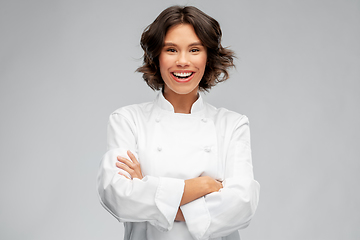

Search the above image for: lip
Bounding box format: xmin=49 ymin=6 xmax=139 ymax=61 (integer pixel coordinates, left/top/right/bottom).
xmin=171 ymin=71 xmax=195 ymax=83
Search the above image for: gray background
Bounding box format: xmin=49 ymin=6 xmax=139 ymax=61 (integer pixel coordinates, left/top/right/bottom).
xmin=1 ymin=0 xmax=359 ymax=239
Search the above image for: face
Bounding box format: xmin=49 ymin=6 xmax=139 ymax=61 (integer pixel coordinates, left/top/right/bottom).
xmin=159 ymin=24 xmax=207 ymax=96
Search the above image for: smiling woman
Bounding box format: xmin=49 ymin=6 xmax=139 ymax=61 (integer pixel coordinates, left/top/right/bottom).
xmin=97 ymin=5 xmax=260 ymax=240
xmin=159 ymin=24 xmax=207 ymax=107
xmin=137 ymin=5 xmax=235 ymax=92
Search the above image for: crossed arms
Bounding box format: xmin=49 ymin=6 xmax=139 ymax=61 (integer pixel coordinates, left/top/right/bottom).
xmin=116 ymin=150 xmax=223 ymax=221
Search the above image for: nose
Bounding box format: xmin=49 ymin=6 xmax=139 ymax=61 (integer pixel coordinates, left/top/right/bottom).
xmin=176 ymin=53 xmax=190 ymax=67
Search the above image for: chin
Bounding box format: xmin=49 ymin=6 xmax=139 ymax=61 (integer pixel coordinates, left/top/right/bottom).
xmin=168 ymin=85 xmax=199 ymax=95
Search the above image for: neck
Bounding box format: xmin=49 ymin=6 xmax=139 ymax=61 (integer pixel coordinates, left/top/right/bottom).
xmin=163 ymin=87 xmax=199 ymax=114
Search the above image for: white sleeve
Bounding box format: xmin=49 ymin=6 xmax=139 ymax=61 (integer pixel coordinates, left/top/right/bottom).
xmin=180 ymin=116 xmax=260 ymax=240
xmin=97 ymin=110 xmax=185 ymax=232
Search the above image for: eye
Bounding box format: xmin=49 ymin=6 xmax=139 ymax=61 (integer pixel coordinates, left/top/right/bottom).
xmin=166 ymin=48 xmax=177 ymax=53
xmin=190 ymin=48 xmax=200 ymax=53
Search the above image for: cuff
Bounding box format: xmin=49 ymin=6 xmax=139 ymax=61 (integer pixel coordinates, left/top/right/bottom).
xmin=180 ymin=197 xmax=211 ymax=240
xmin=154 ymin=177 xmax=185 ymax=231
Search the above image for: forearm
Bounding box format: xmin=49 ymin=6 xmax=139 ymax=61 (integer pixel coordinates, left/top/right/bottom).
xmin=175 ymin=177 xmax=207 ymax=222
xmin=180 ymin=176 xmax=212 ymax=205
xmin=179 ymin=178 xmax=260 ymax=238
xmin=175 ymin=176 xmax=222 ymax=222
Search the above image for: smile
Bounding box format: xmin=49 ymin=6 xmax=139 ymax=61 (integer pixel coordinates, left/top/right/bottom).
xmin=171 ymin=72 xmax=194 ymax=83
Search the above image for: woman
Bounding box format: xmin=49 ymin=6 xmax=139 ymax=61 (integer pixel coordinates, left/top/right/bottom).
xmin=97 ymin=5 xmax=260 ymax=240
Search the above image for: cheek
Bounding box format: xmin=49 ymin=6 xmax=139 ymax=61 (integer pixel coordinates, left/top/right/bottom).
xmin=197 ymin=55 xmax=207 ymax=72
xmin=158 ymin=55 xmax=170 ymax=82
xmin=159 ymin=54 xmax=165 ymax=70
xmin=159 ymin=54 xmax=171 ymax=72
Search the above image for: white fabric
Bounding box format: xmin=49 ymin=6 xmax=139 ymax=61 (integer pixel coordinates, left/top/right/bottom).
xmin=97 ymin=92 xmax=260 ymax=240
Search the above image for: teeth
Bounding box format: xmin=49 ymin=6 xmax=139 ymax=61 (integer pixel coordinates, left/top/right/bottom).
xmin=173 ymin=72 xmax=193 ymax=78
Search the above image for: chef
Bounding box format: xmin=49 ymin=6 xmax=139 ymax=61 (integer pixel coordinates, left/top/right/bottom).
xmin=97 ymin=5 xmax=260 ymax=240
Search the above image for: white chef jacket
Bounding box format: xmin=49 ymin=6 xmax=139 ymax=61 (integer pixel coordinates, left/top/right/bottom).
xmin=97 ymin=92 xmax=260 ymax=240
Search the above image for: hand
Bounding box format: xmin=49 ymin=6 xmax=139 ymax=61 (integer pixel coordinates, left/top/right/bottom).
xmin=203 ymin=176 xmax=223 ymax=193
xmin=116 ymin=150 xmax=143 ymax=180
xmin=180 ymin=176 xmax=223 ymax=206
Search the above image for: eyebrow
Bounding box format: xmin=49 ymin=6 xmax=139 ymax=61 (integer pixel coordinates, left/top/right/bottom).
xmin=163 ymin=42 xmax=204 ymax=47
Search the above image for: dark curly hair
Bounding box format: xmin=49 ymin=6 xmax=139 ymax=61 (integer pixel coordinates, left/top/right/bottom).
xmin=136 ymin=5 xmax=235 ymax=92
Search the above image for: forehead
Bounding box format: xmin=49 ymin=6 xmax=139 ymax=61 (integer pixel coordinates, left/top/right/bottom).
xmin=164 ymin=24 xmax=201 ymax=44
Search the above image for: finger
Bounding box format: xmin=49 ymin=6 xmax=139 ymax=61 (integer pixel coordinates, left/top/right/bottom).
xmin=118 ymin=172 xmax=131 ymax=179
xmin=117 ymin=156 xmax=142 ymax=179
xmin=116 ymin=162 xmax=134 ymax=175
xmin=127 ymin=150 xmax=139 ymax=164
xmin=116 ymin=162 xmax=141 ymax=179
xmin=127 ymin=151 xmax=143 ymax=179
xmin=117 ymin=156 xmax=135 ymax=169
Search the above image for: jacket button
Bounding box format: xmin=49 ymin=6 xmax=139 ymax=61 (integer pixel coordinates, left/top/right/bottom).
xmin=157 ymin=147 xmax=162 ymax=152
xmin=201 ymin=118 xmax=207 ymax=123
xmin=155 ymin=118 xmax=161 ymax=123
xmin=204 ymin=146 xmax=211 ymax=152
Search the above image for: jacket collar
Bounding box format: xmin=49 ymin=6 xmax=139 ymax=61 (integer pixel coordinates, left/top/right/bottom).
xmin=155 ymin=92 xmax=204 ymax=114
